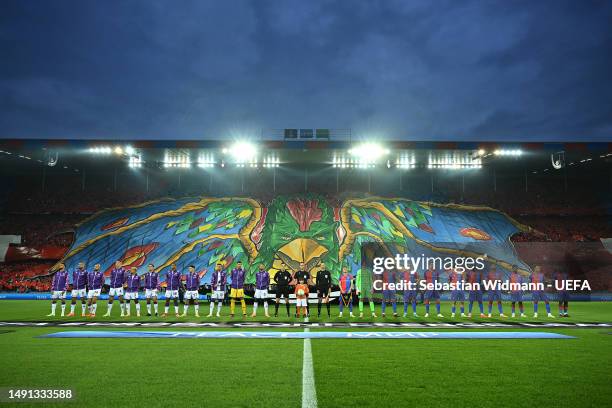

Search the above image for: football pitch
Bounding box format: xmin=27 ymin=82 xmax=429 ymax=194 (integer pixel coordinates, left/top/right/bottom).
xmin=0 ymin=301 xmax=610 ymax=408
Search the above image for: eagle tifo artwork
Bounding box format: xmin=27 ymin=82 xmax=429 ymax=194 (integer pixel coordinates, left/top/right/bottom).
xmin=53 ymin=195 xmax=532 ymax=284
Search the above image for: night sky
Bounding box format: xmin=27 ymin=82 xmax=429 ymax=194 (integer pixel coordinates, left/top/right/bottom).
xmin=1 ymin=0 xmax=611 ymax=141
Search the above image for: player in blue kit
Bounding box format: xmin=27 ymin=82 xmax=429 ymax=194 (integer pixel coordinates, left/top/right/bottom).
xmin=556 ymin=269 xmax=570 ymax=317
xmin=380 ymin=269 xmax=398 ymax=318
xmin=509 ymin=265 xmax=526 ymax=318
xmin=531 ymin=265 xmax=554 ymax=318
xmin=423 ymin=267 xmax=443 ymax=318
xmin=401 ymin=267 xmax=418 ymax=317
xmin=467 ymin=267 xmax=485 ymax=318
xmin=448 ymin=267 xmax=466 ymax=318
xmin=486 ymin=264 xmax=506 ymax=318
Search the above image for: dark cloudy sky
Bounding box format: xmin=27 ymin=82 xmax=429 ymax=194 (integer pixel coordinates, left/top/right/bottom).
xmin=1 ymin=0 xmax=611 ymax=141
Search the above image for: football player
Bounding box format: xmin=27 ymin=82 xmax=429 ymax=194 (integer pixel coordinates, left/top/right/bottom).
xmin=531 ymin=265 xmax=554 ymax=318
xmin=86 ymin=263 xmax=104 ymax=317
xmin=47 ymin=263 xmax=69 ymax=317
xmin=448 ymin=267 xmax=465 ymax=318
xmin=252 ymin=263 xmax=270 ymax=318
xmin=143 ymin=263 xmax=160 ymax=316
xmin=486 ymin=264 xmax=506 ymax=318
xmin=423 ymin=267 xmax=443 ymax=318
xmin=556 ymin=268 xmax=570 ymax=317
xmin=162 ymin=263 xmax=181 ymax=317
xmin=68 ymin=261 xmax=88 ymax=317
xmin=509 ymin=265 xmax=526 ymax=318
xmin=381 ymin=269 xmax=398 ymax=318
xmin=402 ymin=266 xmax=418 ymax=318
xmin=229 ymin=261 xmax=247 ymax=318
xmin=182 ymin=265 xmax=201 ymax=317
xmin=124 ymin=266 xmax=141 ymax=317
xmin=467 ymin=267 xmax=485 ymax=318
xmin=104 ymin=261 xmax=126 ymax=317
xmin=207 ymin=263 xmax=227 ymax=317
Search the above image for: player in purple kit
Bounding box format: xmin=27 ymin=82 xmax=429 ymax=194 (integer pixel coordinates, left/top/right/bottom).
xmin=68 ymin=261 xmax=88 ymax=317
xmin=486 ymin=264 xmax=506 ymax=318
xmin=124 ymin=267 xmax=142 ymax=317
xmin=143 ymin=263 xmax=160 ymax=316
xmin=509 ymin=265 xmax=526 ymax=318
xmin=47 ymin=263 xmax=69 ymax=317
xmin=207 ymin=263 xmax=227 ymax=317
xmin=162 ymin=263 xmax=181 ymax=317
xmin=104 ymin=261 xmax=127 ymax=317
xmin=86 ymin=263 xmax=104 ymax=317
xmin=181 ymin=265 xmax=201 ymax=317
xmin=251 ymin=263 xmax=270 ymax=318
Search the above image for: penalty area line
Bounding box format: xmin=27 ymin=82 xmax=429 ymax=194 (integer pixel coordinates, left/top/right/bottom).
xmin=302 ymin=317 xmax=317 ymax=408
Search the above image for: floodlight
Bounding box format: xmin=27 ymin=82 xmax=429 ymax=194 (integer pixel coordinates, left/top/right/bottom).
xmin=348 ymin=143 xmax=389 ymax=161
xmin=227 ymin=142 xmax=257 ymax=160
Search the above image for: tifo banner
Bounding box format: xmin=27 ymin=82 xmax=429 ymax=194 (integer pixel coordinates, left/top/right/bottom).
xmin=53 ymin=195 xmax=530 ymax=284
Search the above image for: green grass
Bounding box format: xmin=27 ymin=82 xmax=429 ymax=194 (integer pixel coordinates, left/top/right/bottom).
xmin=312 ymin=328 xmax=612 ymax=408
xmin=0 ymin=326 xmax=302 ymax=408
xmin=0 ymin=300 xmax=610 ymax=323
xmin=0 ymin=300 xmax=610 ymax=407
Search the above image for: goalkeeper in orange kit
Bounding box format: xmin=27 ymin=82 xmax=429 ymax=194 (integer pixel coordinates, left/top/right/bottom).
xmin=294 ymin=277 xmax=310 ymax=318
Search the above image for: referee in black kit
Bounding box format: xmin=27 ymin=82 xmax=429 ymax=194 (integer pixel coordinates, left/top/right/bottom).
xmin=273 ymin=262 xmax=292 ymax=317
xmin=315 ymin=262 xmax=332 ymax=318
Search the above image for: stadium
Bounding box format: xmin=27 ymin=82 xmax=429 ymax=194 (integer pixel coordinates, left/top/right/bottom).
xmin=2 ymin=1 xmax=612 ymax=407
xmin=0 ymin=133 xmax=610 ymax=407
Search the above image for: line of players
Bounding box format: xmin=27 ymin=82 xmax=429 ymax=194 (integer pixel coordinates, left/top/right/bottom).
xmin=47 ymin=260 xmax=569 ymax=319
xmin=360 ymin=264 xmax=568 ymax=319
xmin=46 ymin=260 xmax=335 ymax=319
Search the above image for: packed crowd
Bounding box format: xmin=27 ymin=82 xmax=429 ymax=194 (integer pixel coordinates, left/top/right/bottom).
xmin=0 ymin=262 xmax=53 ymax=292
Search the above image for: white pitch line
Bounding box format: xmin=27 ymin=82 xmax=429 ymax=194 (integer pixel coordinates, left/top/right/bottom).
xmin=302 ymin=318 xmax=318 ymax=408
